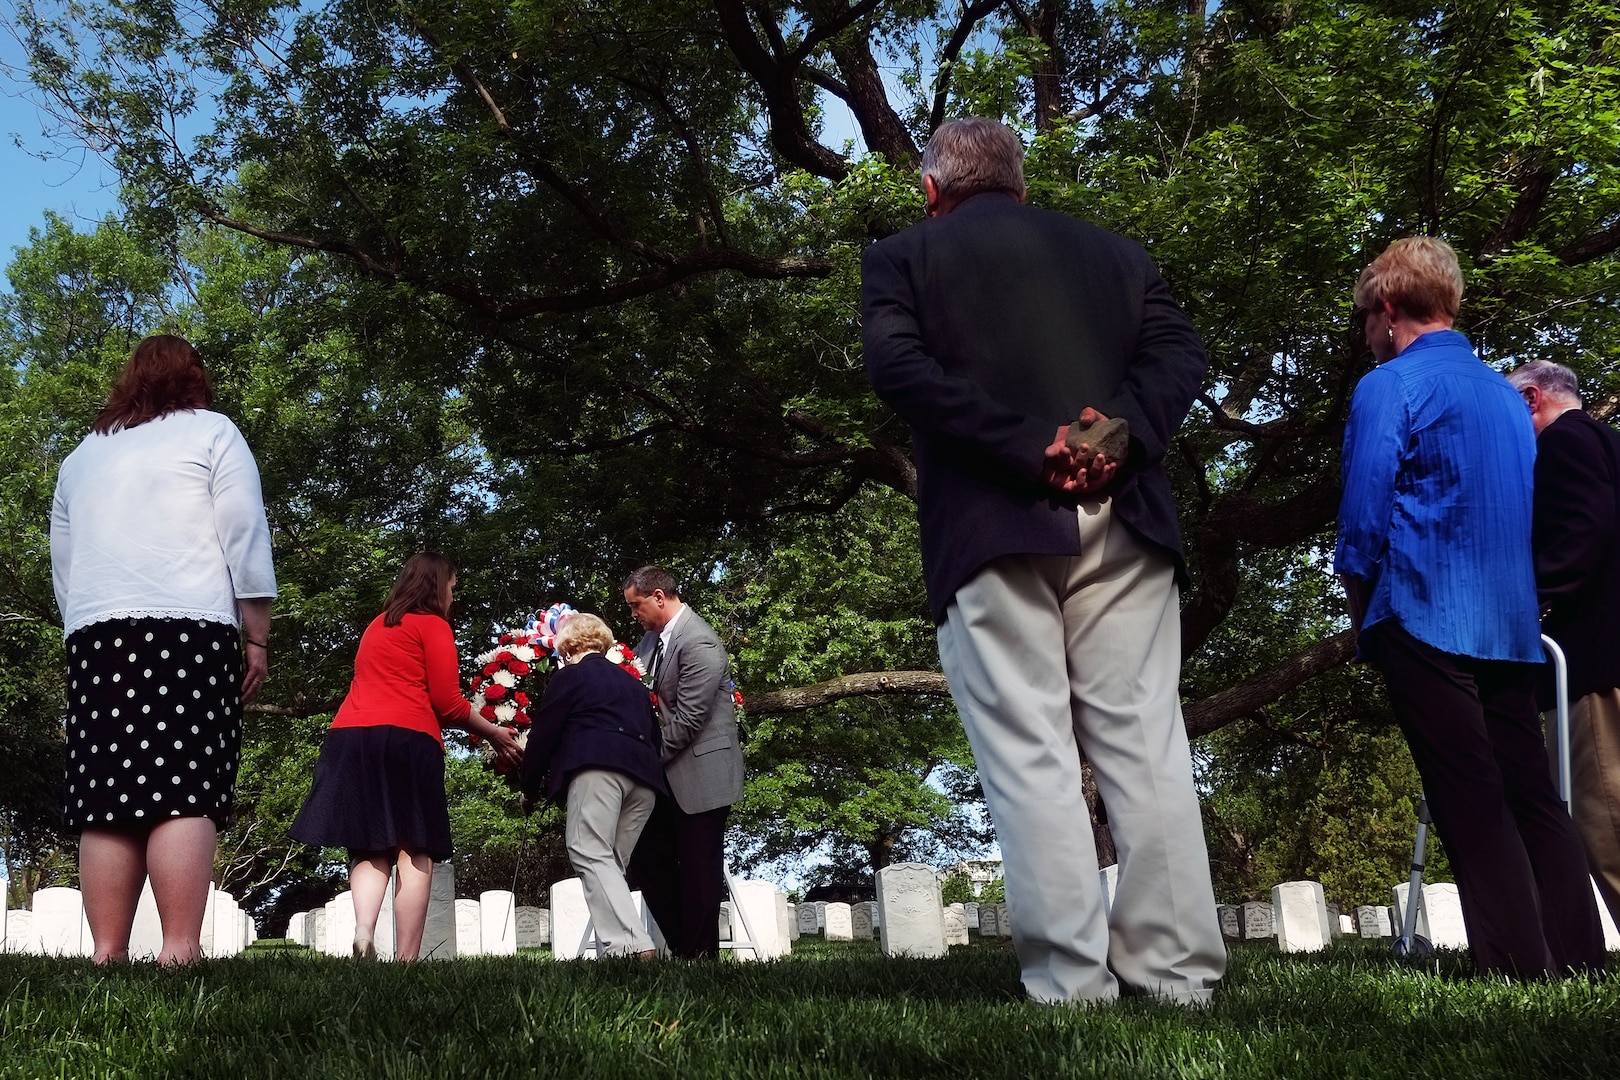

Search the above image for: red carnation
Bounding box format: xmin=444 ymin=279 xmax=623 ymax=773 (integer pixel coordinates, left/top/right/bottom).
xmin=513 ymin=692 xmax=530 ymax=707
xmin=495 ymin=650 xmax=515 ymax=664
xmin=499 ymin=633 xmax=513 ymax=645
xmin=513 ymin=711 xmax=530 ymax=727
xmin=485 ymin=683 xmax=507 ymax=701
xmin=480 ymin=704 xmax=498 ymax=721
xmin=483 ymin=662 xmax=500 ymax=676
xmin=510 ymin=661 xmax=531 ymax=676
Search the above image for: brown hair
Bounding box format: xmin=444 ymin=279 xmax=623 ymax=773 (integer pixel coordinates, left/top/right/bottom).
xmin=622 ymin=565 xmax=680 ymax=599
xmin=921 ymin=118 xmax=1026 ymax=202
xmin=383 ymin=552 xmax=457 ymax=627
xmin=557 ymin=613 xmax=615 ymax=658
xmin=1354 ymin=236 xmax=1464 ymax=324
xmin=92 ymin=334 xmax=216 ymax=435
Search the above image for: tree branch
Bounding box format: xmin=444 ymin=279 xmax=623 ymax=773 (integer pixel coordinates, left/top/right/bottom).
xmin=1557 ymin=219 xmax=1620 ymax=264
xmin=929 ymin=0 xmax=1006 ymax=134
xmin=791 ymin=0 xmax=886 ymax=62
xmin=1181 ymin=630 xmax=1358 ymax=738
xmin=744 ymin=670 xmax=951 ymax=714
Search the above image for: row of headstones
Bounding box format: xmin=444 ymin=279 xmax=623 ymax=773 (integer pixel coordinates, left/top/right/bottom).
xmin=284 ymin=861 xmax=981 ymax=961
xmin=1216 ymin=879 xmax=1620 ymax=953
xmin=0 ymin=882 xmax=255 ymax=958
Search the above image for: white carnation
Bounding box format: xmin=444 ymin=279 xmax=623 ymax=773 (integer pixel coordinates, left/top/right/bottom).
xmin=493 ymin=670 xmax=518 ymax=688
xmin=495 ymin=703 xmax=517 ymax=723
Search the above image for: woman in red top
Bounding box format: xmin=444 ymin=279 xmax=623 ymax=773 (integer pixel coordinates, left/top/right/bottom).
xmin=291 ymin=552 xmax=519 ymax=958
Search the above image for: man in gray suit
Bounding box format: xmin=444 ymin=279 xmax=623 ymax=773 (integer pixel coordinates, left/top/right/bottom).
xmin=622 ymin=565 xmax=744 ymax=958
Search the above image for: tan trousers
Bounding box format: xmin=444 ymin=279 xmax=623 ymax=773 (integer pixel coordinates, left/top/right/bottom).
xmin=1563 ymin=688 xmax=1620 ymax=927
xmin=937 ymin=500 xmax=1227 ymax=1003
xmin=566 ymin=768 xmax=657 ymax=956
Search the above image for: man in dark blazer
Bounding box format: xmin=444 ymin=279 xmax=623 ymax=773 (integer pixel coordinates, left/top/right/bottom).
xmin=862 ymin=118 xmax=1223 ymax=1004
xmin=1509 ymin=360 xmax=1620 ymax=927
xmin=621 ymin=565 xmax=744 ymax=958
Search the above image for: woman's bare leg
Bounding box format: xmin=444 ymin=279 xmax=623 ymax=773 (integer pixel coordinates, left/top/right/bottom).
xmin=392 ymin=849 xmax=433 ymax=960
xmin=79 ymin=826 xmax=147 ymax=963
xmin=349 ymin=851 xmax=393 ymax=957
xmin=146 ymin=816 xmax=217 ymax=966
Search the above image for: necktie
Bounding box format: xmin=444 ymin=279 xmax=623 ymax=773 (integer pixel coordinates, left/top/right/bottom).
xmin=649 ymin=637 xmax=665 ymax=682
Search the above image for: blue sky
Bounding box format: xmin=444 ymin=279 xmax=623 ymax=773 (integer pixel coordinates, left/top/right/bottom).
xmin=0 ymin=37 xmax=121 ymax=279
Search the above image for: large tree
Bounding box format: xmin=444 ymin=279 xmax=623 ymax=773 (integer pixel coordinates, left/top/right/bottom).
xmin=7 ymin=0 xmax=1620 ymax=897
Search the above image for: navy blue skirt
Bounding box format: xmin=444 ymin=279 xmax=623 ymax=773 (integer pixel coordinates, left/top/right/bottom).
xmin=289 ymin=725 xmax=454 ymax=861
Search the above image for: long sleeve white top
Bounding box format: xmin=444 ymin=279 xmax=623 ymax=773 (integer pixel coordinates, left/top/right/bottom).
xmin=51 ymin=409 xmax=277 ymax=639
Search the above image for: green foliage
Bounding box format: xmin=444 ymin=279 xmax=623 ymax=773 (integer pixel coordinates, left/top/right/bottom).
xmin=938 ymin=870 xmax=974 ymax=905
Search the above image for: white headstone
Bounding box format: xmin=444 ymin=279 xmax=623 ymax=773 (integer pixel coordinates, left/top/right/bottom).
xmin=851 ymin=904 xmax=873 ymax=940
xmin=785 ymin=903 xmax=801 ymax=940
xmin=978 ymin=903 xmax=999 ymax=937
xmin=1099 ymin=864 xmax=1119 ymax=920
xmin=1422 ymin=883 xmax=1467 ymax=949
xmin=775 ymin=891 xmax=793 ymax=950
xmin=823 ymin=902 xmax=853 ymax=941
xmin=876 ymin=863 xmax=947 ymax=958
xmin=994 ymin=901 xmax=1012 ymax=938
xmin=943 ymin=903 xmax=969 ymax=946
xmin=1272 ymin=881 xmax=1331 ymax=953
xmin=549 ymin=878 xmax=593 ymax=960
xmin=1217 ymin=904 xmax=1241 ymax=940
xmin=326 ymin=892 xmax=355 ymax=957
xmin=285 ymin=911 xmax=308 ymax=945
xmin=480 ymin=890 xmax=518 ymax=956
xmin=813 ymin=901 xmax=828 ymax=929
xmin=421 ymin=861 xmax=457 ymax=960
xmin=1390 ymin=882 xmax=1430 ymax=941
xmin=1355 ymin=905 xmax=1392 ymax=938
xmin=718 ymin=901 xmax=732 ymax=942
xmin=5 ymin=910 xmax=34 ymax=953
xmin=1241 ymin=901 xmax=1274 ymax=940
xmin=199 ymin=884 xmax=217 ymax=955
xmin=33 ymin=887 xmax=86 ymax=957
xmin=964 ymin=902 xmax=979 ymax=929
xmin=211 ymin=891 xmax=240 ymax=958
xmin=1596 ymin=879 xmax=1620 ymax=950
xmin=1338 ymin=914 xmax=1355 ymax=935
xmin=729 ymin=880 xmax=787 ymax=960
xmin=796 ymin=903 xmax=820 ymax=936
xmin=454 ymin=898 xmax=484 ymax=957
xmin=515 ymin=906 xmax=546 ymax=949
xmin=129 ymin=879 xmax=164 ymax=960
xmin=309 ymin=908 xmax=327 ymax=953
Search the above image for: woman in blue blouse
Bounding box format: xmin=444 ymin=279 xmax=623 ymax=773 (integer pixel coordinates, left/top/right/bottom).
xmin=1335 ymin=236 xmax=1602 ymax=977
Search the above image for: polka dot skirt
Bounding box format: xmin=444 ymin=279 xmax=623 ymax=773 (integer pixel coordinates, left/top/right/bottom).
xmin=63 ymin=617 xmax=243 ymax=830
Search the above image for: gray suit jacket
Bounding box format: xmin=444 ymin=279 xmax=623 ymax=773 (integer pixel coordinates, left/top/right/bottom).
xmin=635 ymin=607 xmax=744 ymax=814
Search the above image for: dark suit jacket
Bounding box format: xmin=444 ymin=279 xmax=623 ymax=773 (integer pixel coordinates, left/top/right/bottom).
xmin=635 ymin=606 xmax=744 ymax=814
xmin=519 ymin=652 xmax=669 ymax=805
xmin=861 ymin=192 xmax=1208 ymax=622
xmin=1534 ymin=408 xmax=1620 ymax=705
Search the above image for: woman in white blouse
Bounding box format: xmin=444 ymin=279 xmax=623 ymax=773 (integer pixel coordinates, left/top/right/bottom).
xmin=51 ymin=334 xmax=276 ymax=965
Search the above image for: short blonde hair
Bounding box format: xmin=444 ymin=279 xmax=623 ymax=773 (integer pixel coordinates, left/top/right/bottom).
xmin=556 ymin=612 xmax=614 ymax=658
xmin=1355 ymin=236 xmax=1464 ymax=323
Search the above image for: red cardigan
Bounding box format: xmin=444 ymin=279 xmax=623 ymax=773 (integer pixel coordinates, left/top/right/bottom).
xmin=330 ymin=613 xmax=471 ymax=745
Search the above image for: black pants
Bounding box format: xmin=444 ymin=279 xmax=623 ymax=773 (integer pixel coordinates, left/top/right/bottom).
xmin=627 ymin=795 xmax=729 ymax=959
xmin=1366 ymin=622 xmax=1604 ymax=976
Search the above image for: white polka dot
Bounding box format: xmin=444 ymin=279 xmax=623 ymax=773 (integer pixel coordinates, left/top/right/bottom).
xmin=158 ymin=686 xmax=168 ymax=696
xmin=110 ymin=709 xmax=118 ymax=717
xmin=77 ymin=799 xmax=82 ymax=807
xmin=180 ymin=633 xmax=188 ymax=642
xmin=126 ymin=724 xmax=135 ymax=733
xmin=111 ymin=673 xmax=120 ymax=682
xmin=193 ymin=690 xmax=202 ymax=699
xmin=123 ymin=760 xmax=131 ymax=768
xmin=93 ymin=641 xmax=101 ymax=649
xmin=175 ymin=740 xmax=184 ymax=750
xmin=160 ymin=650 xmax=170 ymax=659
xmin=209 ymin=677 xmax=217 ymax=685
xmin=128 ymin=654 xmax=137 ymax=663
xmin=137 ymin=775 xmax=146 ymax=784
xmin=106 ymin=813 xmax=114 ymax=820
xmin=155 ymin=756 xmax=164 ymax=766
xmin=195 ymin=654 xmax=204 ymax=664
xmin=143 ymin=668 xmax=152 ymax=678
xmin=120 ymin=794 xmax=128 ymax=803
xmin=152 ymin=792 xmax=161 ymax=801
xmin=79 ymin=696 xmax=86 ymax=704
xmin=205 ymin=746 xmax=213 ymax=755
xmin=189 ymin=761 xmax=197 ymax=769
xmin=187 ymin=795 xmax=196 ymax=803
xmin=93 ymin=676 xmax=101 ymax=685
xmin=145 ymin=632 xmax=154 ymax=642
xmin=177 ymin=669 xmax=186 ymax=678
xmin=157 ymin=722 xmax=166 ymax=731
xmin=212 ymin=641 xmax=221 ymax=650
xmin=127 ymin=689 xmax=136 ymax=698
xmin=108 ymin=743 xmax=117 ymax=752
xmin=141 ymin=741 xmax=149 ymax=749
xmin=134 ymin=809 xmax=145 ymax=817
xmin=202 ymin=781 xmax=211 ymax=790
xmin=172 ymin=776 xmax=181 ymax=785
xmin=78 ymin=765 xmax=85 ymax=773
xmin=191 ymin=725 xmax=200 ymax=734
xmin=89 ymin=779 xmax=96 ymax=787
xmin=113 ymin=638 xmax=122 ymax=647
xmin=176 ymin=705 xmax=185 ymax=714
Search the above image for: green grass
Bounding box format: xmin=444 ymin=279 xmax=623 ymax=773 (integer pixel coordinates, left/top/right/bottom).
xmin=2 ymin=939 xmax=1617 ymax=1078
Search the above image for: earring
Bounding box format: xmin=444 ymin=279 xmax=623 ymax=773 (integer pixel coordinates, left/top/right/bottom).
xmin=1387 ymin=327 xmax=1395 ymax=343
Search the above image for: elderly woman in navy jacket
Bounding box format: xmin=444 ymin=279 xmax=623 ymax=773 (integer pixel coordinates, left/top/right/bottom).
xmin=520 ymin=613 xmax=669 ymax=957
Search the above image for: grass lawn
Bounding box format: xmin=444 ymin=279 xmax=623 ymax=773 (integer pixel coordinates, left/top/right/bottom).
xmin=2 ymin=938 xmax=1617 ymax=1078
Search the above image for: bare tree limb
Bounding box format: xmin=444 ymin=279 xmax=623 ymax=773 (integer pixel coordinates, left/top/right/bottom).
xmin=744 ymin=670 xmax=951 ymax=713
xmin=1182 ymin=629 xmax=1358 ymax=738
xmin=790 ymin=0 xmax=886 ymax=62
xmin=929 ymin=0 xmax=1006 ymax=134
